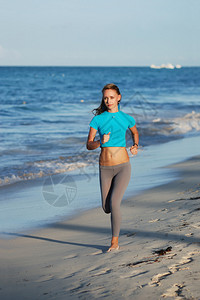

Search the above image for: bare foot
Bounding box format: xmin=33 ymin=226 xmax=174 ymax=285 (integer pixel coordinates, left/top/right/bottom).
xmin=107 ymin=236 xmax=119 ymax=252
xmin=107 ymin=245 xmax=119 ymax=252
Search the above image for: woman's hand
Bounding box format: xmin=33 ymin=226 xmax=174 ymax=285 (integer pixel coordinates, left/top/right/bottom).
xmin=101 ymin=132 xmax=111 ymax=144
xmin=130 ymin=145 xmax=138 ymax=156
xmin=129 ymin=125 xmax=139 ymax=155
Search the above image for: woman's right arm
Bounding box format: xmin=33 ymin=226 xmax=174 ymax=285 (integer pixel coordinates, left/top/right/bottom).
xmin=86 ymin=127 xmax=101 ymax=150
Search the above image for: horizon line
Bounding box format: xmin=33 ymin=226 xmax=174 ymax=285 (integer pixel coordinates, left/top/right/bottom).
xmin=0 ymin=65 xmax=199 ymax=68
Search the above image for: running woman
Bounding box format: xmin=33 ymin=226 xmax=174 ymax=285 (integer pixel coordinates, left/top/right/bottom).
xmin=87 ymin=83 xmax=139 ymax=252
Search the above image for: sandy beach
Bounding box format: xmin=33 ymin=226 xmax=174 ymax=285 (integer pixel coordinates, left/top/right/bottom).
xmin=1 ymin=155 xmax=200 ymax=300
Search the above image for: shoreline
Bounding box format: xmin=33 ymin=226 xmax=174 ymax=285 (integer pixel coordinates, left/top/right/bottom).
xmin=1 ymin=135 xmax=200 ymax=235
xmin=1 ymin=155 xmax=200 ymax=299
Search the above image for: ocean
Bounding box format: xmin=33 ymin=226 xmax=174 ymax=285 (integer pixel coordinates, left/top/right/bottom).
xmin=0 ymin=66 xmax=200 ymax=233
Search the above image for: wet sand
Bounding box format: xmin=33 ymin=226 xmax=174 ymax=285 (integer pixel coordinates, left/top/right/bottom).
xmin=1 ymin=156 xmax=200 ymax=300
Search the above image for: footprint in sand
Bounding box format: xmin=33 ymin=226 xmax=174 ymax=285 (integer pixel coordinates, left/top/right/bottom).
xmin=91 ymin=268 xmax=112 ymax=277
xmin=63 ymin=254 xmax=78 ymax=259
xmin=43 ymin=264 xmax=53 ymax=268
xmin=149 ymin=219 xmax=160 ymax=223
xmin=120 ymin=270 xmax=148 ymax=279
xmin=162 ymin=283 xmax=184 ymax=298
xmin=149 ymin=251 xmax=198 ymax=287
xmin=169 ymin=253 xmax=194 ymax=273
xmin=149 ymin=272 xmax=171 ymax=287
xmin=35 ymin=274 xmax=54 ymax=283
xmin=185 ymin=232 xmax=194 ymax=237
xmin=57 ymin=272 xmax=77 ymax=280
xmin=86 ymin=264 xmax=112 ymax=276
xmin=88 ymin=250 xmax=103 ymax=256
xmin=191 ymin=222 xmax=200 ymax=229
xmin=126 ymin=232 xmax=136 ymax=237
xmin=157 ymin=208 xmax=168 ymax=212
xmin=69 ymin=284 xmax=105 ymax=295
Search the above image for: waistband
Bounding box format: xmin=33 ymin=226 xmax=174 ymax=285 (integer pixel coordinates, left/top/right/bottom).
xmin=99 ymin=161 xmax=130 ymax=170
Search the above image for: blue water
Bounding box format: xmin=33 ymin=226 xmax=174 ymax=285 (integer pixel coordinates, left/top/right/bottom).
xmin=0 ymin=66 xmax=200 ymax=234
xmin=0 ymin=66 xmax=200 ymax=186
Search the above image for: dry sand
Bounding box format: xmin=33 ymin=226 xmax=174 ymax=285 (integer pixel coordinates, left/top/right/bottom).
xmin=1 ymin=156 xmax=200 ymax=300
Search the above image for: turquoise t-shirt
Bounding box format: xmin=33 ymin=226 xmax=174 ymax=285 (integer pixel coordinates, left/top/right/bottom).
xmin=89 ymin=111 xmax=136 ymax=147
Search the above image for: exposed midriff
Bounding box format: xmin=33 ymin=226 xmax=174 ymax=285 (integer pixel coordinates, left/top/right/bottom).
xmin=99 ymin=147 xmax=129 ymax=166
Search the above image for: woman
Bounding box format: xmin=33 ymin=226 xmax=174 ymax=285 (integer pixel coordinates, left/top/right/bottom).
xmin=87 ymin=83 xmax=139 ymax=252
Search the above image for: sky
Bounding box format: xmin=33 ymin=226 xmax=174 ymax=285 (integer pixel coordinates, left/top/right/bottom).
xmin=0 ymin=0 xmax=199 ymax=66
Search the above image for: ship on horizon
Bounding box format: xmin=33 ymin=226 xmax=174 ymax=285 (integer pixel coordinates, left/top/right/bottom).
xmin=150 ymin=63 xmax=182 ymax=69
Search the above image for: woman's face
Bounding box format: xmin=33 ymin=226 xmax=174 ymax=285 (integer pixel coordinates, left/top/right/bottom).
xmin=103 ymin=89 xmax=121 ymax=112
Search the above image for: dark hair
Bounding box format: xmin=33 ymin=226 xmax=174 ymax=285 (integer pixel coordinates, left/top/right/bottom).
xmin=92 ymin=83 xmax=121 ymax=116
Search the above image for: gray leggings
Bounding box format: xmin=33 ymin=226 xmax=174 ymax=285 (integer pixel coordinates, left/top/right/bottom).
xmin=99 ymin=161 xmax=131 ymax=237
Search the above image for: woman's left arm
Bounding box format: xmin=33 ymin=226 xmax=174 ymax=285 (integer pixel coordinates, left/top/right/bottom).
xmin=129 ymin=125 xmax=139 ymax=155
